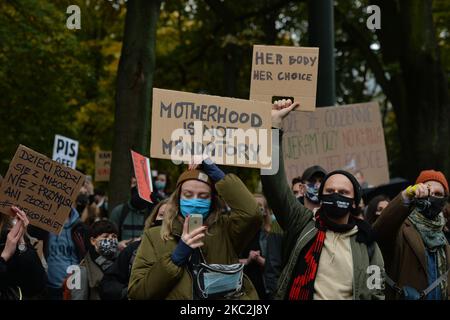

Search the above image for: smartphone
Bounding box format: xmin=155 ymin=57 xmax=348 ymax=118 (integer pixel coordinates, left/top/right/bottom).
xmin=188 ymin=214 xmax=203 ymax=233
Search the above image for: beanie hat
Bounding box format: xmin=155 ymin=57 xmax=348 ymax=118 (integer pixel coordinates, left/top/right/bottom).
xmin=318 ymin=170 xmax=362 ymax=210
xmin=176 ymin=169 xmax=214 ymax=189
xmin=415 ymin=170 xmax=449 ymax=195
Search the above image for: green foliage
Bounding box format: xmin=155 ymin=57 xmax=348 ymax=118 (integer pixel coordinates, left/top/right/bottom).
xmin=0 ymin=0 xmax=90 ymax=171
xmin=1 ymin=0 xmax=448 ymax=190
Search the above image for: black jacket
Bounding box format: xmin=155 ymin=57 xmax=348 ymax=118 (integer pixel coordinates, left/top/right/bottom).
xmin=264 ymin=231 xmax=283 ymax=299
xmin=0 ymin=231 xmax=47 ymax=299
xmin=99 ymin=240 xmax=141 ymax=300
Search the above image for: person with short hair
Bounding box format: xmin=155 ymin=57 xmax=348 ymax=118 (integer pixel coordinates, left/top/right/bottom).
xmin=70 ymin=219 xmax=119 ymax=300
xmin=365 ymin=195 xmax=390 ymax=225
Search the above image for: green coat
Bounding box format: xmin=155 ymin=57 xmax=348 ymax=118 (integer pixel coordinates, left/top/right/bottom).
xmin=261 ymin=130 xmax=385 ymax=300
xmin=128 ymin=174 xmax=262 ymax=300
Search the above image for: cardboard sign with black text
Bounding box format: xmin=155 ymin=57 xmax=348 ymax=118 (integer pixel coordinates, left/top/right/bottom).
xmin=282 ymin=102 xmax=389 ymax=187
xmin=95 ymin=151 xmax=112 ymax=182
xmin=0 ymin=145 xmax=85 ymax=234
xmin=250 ymin=45 xmax=319 ymax=111
xmin=151 ymin=88 xmax=273 ymax=169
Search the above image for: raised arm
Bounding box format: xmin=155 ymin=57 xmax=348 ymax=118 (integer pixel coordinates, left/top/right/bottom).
xmin=195 ymin=159 xmax=260 ymax=255
xmin=261 ymin=100 xmax=313 ymax=232
xmin=215 ymin=173 xmax=261 ymax=255
xmin=373 ymin=184 xmax=429 ymax=258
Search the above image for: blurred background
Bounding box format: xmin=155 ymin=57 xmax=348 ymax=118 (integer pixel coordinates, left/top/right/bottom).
xmin=0 ymin=0 xmax=448 ymax=207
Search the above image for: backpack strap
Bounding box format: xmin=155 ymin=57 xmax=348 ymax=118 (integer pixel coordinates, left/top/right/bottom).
xmin=422 ymin=268 xmax=450 ymax=298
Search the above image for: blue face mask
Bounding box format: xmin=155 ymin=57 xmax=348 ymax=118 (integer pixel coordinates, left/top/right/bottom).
xmin=180 ymin=198 xmax=211 ymax=218
xmin=155 ymin=180 xmax=166 ymax=191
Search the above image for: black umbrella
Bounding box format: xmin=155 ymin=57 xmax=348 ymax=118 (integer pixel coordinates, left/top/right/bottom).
xmin=362 ymin=177 xmax=411 ymax=204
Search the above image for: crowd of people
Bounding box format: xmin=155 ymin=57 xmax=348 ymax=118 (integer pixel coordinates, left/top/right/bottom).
xmin=1 ymin=100 xmax=450 ymax=300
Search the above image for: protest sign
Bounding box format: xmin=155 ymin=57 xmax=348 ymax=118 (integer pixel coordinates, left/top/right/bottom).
xmin=282 ymin=102 xmax=389 ymax=187
xmin=250 ymin=45 xmax=319 ymax=111
xmin=131 ymin=150 xmax=153 ymax=203
xmin=0 ymin=145 xmax=85 ymax=234
xmin=95 ymin=151 xmax=112 ymax=182
xmin=151 ymin=88 xmax=273 ymax=169
xmin=52 ymin=134 xmax=79 ymax=169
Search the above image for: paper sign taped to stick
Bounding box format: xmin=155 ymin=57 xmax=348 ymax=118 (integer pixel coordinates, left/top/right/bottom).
xmin=151 ymin=88 xmax=273 ymax=169
xmin=52 ymin=134 xmax=79 ymax=169
xmin=283 ymin=102 xmax=389 ymax=187
xmin=131 ymin=150 xmax=153 ymax=203
xmin=95 ymin=151 xmax=111 ymax=182
xmin=250 ymin=45 xmax=319 ymax=111
xmin=0 ymin=145 xmax=85 ymax=234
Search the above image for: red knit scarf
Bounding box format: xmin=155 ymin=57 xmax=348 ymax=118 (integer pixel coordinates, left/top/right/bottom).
xmin=288 ymin=211 xmax=357 ymax=300
xmin=288 ymin=228 xmax=326 ymax=300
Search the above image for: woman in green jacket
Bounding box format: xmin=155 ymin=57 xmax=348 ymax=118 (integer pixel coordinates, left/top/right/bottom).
xmin=128 ymin=160 xmax=261 ymax=300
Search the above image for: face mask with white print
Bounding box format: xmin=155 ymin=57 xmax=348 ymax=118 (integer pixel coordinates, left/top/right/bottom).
xmin=305 ymin=183 xmax=320 ymax=204
xmin=97 ymin=238 xmax=118 ymax=259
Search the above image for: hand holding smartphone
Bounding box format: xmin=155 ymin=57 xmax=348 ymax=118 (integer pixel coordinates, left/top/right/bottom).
xmin=188 ymin=214 xmax=203 ymax=233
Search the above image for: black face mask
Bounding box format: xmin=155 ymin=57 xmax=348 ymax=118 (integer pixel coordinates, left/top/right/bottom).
xmin=320 ymin=193 xmax=354 ymax=219
xmin=76 ymin=193 xmax=89 ymax=214
xmin=297 ymin=196 xmax=304 ymax=205
xmin=130 ymin=187 xmax=148 ymax=210
xmin=416 ymin=196 xmax=447 ymax=220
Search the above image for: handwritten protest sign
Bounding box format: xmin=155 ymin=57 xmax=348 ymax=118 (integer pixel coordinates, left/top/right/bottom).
xmin=0 ymin=145 xmax=85 ymax=234
xmin=250 ymin=45 xmax=319 ymax=111
xmin=151 ymin=88 xmax=273 ymax=169
xmin=282 ymin=102 xmax=389 ymax=187
xmin=52 ymin=134 xmax=79 ymax=169
xmin=131 ymin=150 xmax=153 ymax=203
xmin=95 ymin=151 xmax=112 ymax=182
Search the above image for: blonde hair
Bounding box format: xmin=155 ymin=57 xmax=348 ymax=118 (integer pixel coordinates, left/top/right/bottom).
xmin=160 ymin=183 xmax=224 ymax=241
xmin=254 ymin=193 xmax=270 ymax=212
xmin=144 ymin=199 xmax=169 ymax=229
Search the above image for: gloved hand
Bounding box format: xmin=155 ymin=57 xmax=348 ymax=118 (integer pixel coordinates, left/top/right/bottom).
xmin=201 ymin=158 xmax=225 ymax=182
xmin=402 ymin=183 xmax=429 ymax=204
xmin=171 ymin=239 xmax=194 ymax=266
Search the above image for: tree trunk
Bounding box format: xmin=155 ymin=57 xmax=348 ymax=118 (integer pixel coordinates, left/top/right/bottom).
xmin=372 ymin=0 xmax=450 ymax=181
xmin=308 ymin=0 xmax=336 ymax=107
xmin=109 ymin=0 xmax=161 ymax=211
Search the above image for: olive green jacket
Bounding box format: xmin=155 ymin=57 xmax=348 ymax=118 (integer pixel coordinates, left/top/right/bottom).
xmin=128 ymin=174 xmax=262 ymax=300
xmin=261 ymin=130 xmax=385 ymax=300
